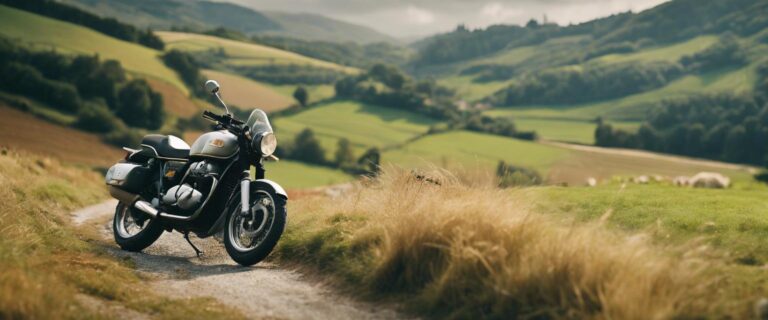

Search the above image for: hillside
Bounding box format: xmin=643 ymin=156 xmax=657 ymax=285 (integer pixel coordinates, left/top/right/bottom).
xmin=407 ymin=0 xmax=768 ymax=151
xmin=0 ymin=5 xmax=186 ymax=93
xmin=60 ymin=0 xmax=395 ymax=44
xmin=158 ymin=31 xmax=358 ymax=73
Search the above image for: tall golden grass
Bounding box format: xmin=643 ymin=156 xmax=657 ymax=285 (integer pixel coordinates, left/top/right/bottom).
xmin=279 ymin=167 xmax=720 ymax=319
xmin=0 ymin=149 xmax=243 ymax=319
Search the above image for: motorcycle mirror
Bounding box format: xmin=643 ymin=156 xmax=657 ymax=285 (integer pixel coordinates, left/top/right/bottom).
xmin=204 ymin=80 xmax=220 ymax=94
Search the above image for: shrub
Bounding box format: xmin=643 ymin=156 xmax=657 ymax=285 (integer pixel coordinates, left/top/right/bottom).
xmin=74 ymin=101 xmax=121 ymax=133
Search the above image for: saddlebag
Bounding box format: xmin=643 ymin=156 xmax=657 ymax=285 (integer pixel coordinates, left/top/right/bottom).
xmin=105 ymin=162 xmax=151 ymax=193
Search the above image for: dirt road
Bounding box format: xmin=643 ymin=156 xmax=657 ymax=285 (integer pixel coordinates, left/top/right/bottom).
xmin=71 ymin=201 xmax=405 ymax=320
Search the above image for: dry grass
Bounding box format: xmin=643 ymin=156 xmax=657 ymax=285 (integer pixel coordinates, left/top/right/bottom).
xmin=0 ymin=150 xmax=243 ymax=319
xmin=0 ymin=105 xmax=123 ymax=168
xmin=278 ymin=167 xmax=725 ymax=319
xmin=202 ymin=69 xmax=295 ymax=113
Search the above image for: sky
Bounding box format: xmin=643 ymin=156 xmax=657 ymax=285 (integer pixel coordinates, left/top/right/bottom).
xmin=226 ymin=0 xmax=670 ymax=38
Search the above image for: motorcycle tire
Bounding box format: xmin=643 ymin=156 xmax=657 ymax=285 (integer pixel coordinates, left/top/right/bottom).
xmin=224 ymin=189 xmax=286 ymax=266
xmin=113 ymin=202 xmax=165 ymax=252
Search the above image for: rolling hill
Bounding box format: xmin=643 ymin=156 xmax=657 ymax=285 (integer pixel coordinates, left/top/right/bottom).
xmin=158 ymin=31 xmax=358 ymax=73
xmin=0 ymin=4 xmax=201 ymax=120
xmin=59 ymin=0 xmax=395 ymax=44
xmin=409 ymin=0 xmax=768 ymax=146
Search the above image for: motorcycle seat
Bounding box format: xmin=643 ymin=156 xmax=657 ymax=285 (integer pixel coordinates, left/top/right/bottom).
xmin=140 ymin=134 xmax=190 ymax=160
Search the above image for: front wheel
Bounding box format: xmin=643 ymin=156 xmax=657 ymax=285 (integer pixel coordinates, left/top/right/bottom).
xmin=224 ymin=188 xmax=286 ymax=266
xmin=113 ymin=202 xmax=164 ymax=252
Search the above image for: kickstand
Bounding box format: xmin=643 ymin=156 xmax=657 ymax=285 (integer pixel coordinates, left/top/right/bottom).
xmin=183 ymin=232 xmax=203 ymax=257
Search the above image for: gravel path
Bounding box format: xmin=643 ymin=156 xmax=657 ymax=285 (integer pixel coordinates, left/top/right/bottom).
xmin=72 ymin=201 xmax=406 ymax=320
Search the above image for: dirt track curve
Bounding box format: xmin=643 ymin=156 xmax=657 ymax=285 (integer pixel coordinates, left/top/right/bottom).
xmin=71 ymin=200 xmax=406 ymax=320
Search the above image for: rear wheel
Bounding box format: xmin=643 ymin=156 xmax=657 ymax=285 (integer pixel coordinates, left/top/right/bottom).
xmin=113 ymin=202 xmax=164 ymax=252
xmin=224 ymin=189 xmax=286 ymax=266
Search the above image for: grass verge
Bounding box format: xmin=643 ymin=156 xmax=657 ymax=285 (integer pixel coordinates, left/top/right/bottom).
xmin=0 ymin=149 xmax=243 ymax=319
xmin=276 ymin=167 xmax=740 ymax=318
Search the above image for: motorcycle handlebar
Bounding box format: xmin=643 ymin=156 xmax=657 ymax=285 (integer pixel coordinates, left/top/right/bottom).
xmin=201 ymin=111 xmax=246 ymax=134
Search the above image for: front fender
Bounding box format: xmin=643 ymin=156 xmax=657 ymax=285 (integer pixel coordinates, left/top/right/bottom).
xmin=252 ymin=179 xmax=288 ymax=200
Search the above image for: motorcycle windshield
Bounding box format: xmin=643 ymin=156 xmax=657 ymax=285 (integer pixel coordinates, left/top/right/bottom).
xmin=246 ymin=109 xmax=273 ymax=135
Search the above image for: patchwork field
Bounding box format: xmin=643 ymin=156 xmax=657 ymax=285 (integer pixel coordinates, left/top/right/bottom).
xmin=0 ymin=5 xmax=187 ymax=94
xmin=158 ymin=31 xmax=357 ymax=73
xmin=273 ymin=100 xmax=437 ymax=157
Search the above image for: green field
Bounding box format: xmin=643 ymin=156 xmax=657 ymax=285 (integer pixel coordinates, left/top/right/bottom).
xmin=437 ymin=75 xmax=511 ymax=102
xmin=273 ymin=100 xmax=437 ymax=157
xmin=264 ymin=160 xmax=353 ymax=189
xmin=158 ymin=31 xmax=357 ymax=73
xmin=0 ymin=5 xmax=187 ymax=93
xmin=594 ymin=35 xmax=719 ymax=64
xmin=530 ymin=182 xmax=768 ymax=262
xmin=383 ymin=130 xmax=568 ymax=172
xmin=498 ymin=118 xmax=640 ymax=144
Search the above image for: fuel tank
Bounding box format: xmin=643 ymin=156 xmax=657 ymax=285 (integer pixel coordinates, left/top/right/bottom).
xmin=190 ymin=130 xmax=239 ymax=159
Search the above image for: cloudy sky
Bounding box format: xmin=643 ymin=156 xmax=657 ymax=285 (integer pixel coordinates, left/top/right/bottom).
xmin=227 ymin=0 xmax=670 ymax=38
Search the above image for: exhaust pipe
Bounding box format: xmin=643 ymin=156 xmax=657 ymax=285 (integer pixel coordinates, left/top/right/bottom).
xmin=134 ymin=200 xmax=159 ymax=218
xmin=108 ymin=186 xmax=159 ymax=218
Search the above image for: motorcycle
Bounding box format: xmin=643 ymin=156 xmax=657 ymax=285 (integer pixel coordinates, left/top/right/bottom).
xmin=104 ymin=80 xmax=287 ymax=266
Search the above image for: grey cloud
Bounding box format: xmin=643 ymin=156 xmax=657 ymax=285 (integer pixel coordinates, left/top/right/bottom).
xmin=224 ymin=0 xmax=670 ymax=38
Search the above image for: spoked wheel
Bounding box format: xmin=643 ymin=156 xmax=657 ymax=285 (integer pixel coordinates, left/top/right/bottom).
xmin=113 ymin=202 xmax=164 ymax=252
xmin=224 ymin=189 xmax=286 ymax=266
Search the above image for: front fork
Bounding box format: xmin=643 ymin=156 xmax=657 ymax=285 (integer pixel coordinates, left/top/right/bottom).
xmin=240 ymin=161 xmax=265 ymax=215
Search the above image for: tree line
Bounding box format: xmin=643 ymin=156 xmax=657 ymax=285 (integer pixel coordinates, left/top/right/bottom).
xmin=0 ymin=37 xmax=164 ymax=146
xmin=595 ymin=93 xmax=768 ymax=165
xmin=488 ymin=34 xmax=747 ymax=107
xmin=489 ymin=62 xmax=683 ymax=106
xmin=0 ymin=0 xmax=164 ymax=50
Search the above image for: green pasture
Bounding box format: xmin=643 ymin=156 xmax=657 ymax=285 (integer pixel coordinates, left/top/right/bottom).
xmin=0 ymin=5 xmax=187 ymax=93
xmin=529 ymin=182 xmax=768 ymax=263
xmin=498 ymin=118 xmax=640 ymax=144
xmin=264 ymin=160 xmax=353 ymax=189
xmin=383 ymin=130 xmax=567 ymax=172
xmin=273 ymin=100 xmax=437 ymax=157
xmin=594 ymin=35 xmax=719 ymax=64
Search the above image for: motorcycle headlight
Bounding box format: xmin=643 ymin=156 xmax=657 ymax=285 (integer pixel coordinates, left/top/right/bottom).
xmin=256 ymin=132 xmax=277 ymax=156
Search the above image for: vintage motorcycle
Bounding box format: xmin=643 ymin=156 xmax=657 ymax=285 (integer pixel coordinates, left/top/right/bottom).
xmin=104 ymin=80 xmax=286 ymax=266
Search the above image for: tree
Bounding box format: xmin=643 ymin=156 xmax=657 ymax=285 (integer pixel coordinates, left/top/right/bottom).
xmin=115 ymin=79 xmax=164 ymax=129
xmin=291 ymin=128 xmax=326 ymax=165
xmin=334 ymin=138 xmax=355 ymax=168
xmin=293 ymin=86 xmax=309 ymax=107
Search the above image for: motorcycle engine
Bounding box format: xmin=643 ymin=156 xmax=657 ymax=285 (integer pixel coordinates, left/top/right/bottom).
xmin=161 ymin=160 xmax=224 ymax=213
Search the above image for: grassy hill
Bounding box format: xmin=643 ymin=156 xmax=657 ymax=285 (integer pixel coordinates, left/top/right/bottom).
xmin=0 ymin=5 xmax=186 ymax=93
xmin=60 ymin=0 xmax=395 ymax=44
xmin=159 ymin=31 xmax=358 ymax=73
